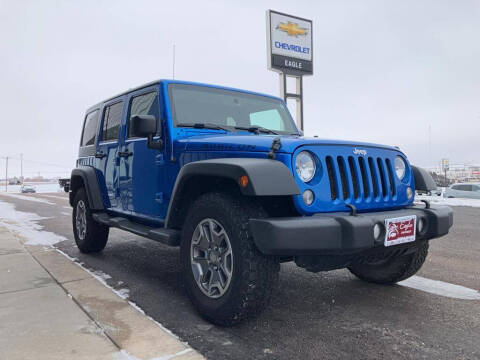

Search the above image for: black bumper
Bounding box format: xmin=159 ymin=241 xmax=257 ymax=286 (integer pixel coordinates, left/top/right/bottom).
xmin=249 ymin=205 xmax=453 ymax=256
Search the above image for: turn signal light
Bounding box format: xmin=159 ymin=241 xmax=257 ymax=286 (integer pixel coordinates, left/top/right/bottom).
xmin=239 ymin=175 xmax=249 ymax=188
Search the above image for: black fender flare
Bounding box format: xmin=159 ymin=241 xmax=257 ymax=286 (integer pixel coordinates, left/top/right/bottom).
xmin=70 ymin=166 xmax=105 ymax=210
xmin=411 ymin=165 xmax=437 ymax=192
xmin=165 ymin=158 xmax=300 ymax=228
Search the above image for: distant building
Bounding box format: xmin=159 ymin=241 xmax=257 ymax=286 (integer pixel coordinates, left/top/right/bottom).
xmin=428 ymin=163 xmax=480 ymax=184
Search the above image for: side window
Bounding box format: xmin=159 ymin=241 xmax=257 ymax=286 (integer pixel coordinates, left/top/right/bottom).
xmin=250 ymin=109 xmax=285 ymax=131
xmin=81 ymin=110 xmax=99 ymax=146
xmin=452 ymin=185 xmax=460 ymax=190
xmin=457 ymin=185 xmax=471 ymax=191
xmin=128 ymin=92 xmax=159 ymax=138
xmin=473 ymin=185 xmax=480 ymax=192
xmin=101 ymin=101 xmax=124 ymax=142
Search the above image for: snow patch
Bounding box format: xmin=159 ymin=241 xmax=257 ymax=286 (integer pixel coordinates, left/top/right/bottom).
xmin=114 ymin=348 xmax=193 ymax=360
xmin=0 ymin=192 xmax=54 ymax=205
xmin=415 ymin=195 xmax=480 ymax=208
xmin=0 ymin=200 xmax=66 ymax=246
xmin=114 ymin=349 xmax=142 ymax=360
xmin=399 ymin=275 xmax=480 ymax=300
xmin=128 ymin=301 xmax=146 ymax=315
xmin=116 ymin=288 xmax=130 ymax=299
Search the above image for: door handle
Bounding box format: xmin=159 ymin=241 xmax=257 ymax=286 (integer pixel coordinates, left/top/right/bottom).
xmin=95 ymin=151 xmax=106 ymax=159
xmin=118 ymin=151 xmax=133 ymax=157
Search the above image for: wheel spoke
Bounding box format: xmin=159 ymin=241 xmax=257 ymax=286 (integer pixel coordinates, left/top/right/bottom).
xmin=76 ymin=201 xmax=87 ymax=240
xmin=202 ymin=222 xmax=213 ymax=245
xmin=207 ymin=269 xmax=218 ymax=294
xmin=213 ymin=222 xmax=227 ymax=245
xmin=192 ymin=258 xmax=209 ymax=282
xmin=193 ymin=226 xmax=210 ymax=251
xmin=216 ymin=267 xmax=226 ymax=288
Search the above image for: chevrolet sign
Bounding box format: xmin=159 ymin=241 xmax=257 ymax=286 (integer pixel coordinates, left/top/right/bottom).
xmin=267 ymin=10 xmax=313 ymax=75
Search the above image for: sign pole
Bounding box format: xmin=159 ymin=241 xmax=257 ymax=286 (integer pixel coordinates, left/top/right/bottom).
xmin=296 ymin=76 xmax=304 ymax=131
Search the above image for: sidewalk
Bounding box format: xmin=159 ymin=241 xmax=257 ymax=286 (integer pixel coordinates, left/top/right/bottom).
xmin=0 ymin=226 xmax=203 ymax=360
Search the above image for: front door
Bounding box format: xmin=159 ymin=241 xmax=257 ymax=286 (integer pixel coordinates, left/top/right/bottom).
xmin=96 ymin=99 xmax=125 ymax=212
xmin=119 ymin=88 xmax=166 ymax=223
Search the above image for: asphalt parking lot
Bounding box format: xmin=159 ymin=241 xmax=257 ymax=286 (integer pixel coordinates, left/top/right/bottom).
xmin=0 ymin=192 xmax=479 ymax=360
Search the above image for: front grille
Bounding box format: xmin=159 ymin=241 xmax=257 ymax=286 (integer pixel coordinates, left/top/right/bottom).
xmin=326 ymin=155 xmax=396 ymax=201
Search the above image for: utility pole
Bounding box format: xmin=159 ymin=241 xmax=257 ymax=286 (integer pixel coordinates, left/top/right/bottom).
xmin=428 ymin=124 xmax=431 ymax=167
xmin=5 ymin=156 xmax=8 ymax=192
xmin=20 ymin=153 xmax=23 ymax=183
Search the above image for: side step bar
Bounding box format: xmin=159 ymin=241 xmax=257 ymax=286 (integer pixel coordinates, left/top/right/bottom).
xmin=92 ymin=213 xmax=180 ymax=246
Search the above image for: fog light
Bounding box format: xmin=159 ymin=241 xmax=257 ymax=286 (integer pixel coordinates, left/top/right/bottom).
xmin=406 ymin=186 xmax=413 ymax=199
xmin=418 ymin=218 xmax=425 ymax=233
xmin=373 ymin=223 xmax=382 ymax=240
xmin=303 ymin=190 xmax=314 ymax=206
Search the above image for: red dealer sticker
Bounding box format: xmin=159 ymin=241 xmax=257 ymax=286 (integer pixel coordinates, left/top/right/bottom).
xmin=384 ymin=215 xmax=417 ymax=247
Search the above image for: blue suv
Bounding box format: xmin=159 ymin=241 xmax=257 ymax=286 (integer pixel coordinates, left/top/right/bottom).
xmin=70 ymin=80 xmax=453 ymax=325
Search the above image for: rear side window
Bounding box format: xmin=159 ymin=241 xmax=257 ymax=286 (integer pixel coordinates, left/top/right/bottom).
xmin=455 ymin=185 xmax=472 ymax=191
xmin=81 ymin=110 xmax=99 ymax=146
xmin=128 ymin=92 xmax=159 ymax=138
xmin=102 ymin=101 xmax=124 ymax=142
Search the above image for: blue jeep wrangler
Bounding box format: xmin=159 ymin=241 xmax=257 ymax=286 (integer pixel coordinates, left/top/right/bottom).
xmin=71 ymin=80 xmax=453 ymax=325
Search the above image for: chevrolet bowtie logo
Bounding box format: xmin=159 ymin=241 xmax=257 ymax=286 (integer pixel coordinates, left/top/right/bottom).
xmin=277 ymin=21 xmax=307 ymax=37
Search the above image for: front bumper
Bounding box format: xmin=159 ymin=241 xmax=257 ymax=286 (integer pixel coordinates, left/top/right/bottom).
xmin=249 ymin=205 xmax=453 ymax=256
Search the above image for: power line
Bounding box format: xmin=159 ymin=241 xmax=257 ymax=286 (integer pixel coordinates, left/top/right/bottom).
xmin=0 ymin=156 xmax=72 ymax=169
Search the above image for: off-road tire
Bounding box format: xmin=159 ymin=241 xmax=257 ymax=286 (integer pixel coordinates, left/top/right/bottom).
xmin=180 ymin=192 xmax=280 ymax=326
xmin=348 ymin=241 xmax=429 ymax=284
xmin=72 ymin=188 xmax=109 ymax=253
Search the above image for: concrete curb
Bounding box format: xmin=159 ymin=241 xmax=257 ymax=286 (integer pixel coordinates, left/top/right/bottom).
xmin=14 ymin=230 xmax=204 ymax=360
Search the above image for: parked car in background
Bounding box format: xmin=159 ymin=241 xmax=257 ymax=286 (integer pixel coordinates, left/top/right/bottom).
xmin=444 ymin=183 xmax=480 ymax=199
xmin=21 ymin=186 xmax=36 ymax=193
xmin=59 ymin=178 xmax=70 ymax=192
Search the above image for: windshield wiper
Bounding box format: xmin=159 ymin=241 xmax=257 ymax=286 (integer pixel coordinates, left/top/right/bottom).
xmin=177 ymin=122 xmax=232 ymax=132
xmin=234 ymin=126 xmax=279 ymax=135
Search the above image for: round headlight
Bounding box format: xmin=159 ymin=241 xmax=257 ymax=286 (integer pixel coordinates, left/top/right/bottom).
xmin=394 ymin=156 xmax=406 ymax=180
xmin=295 ymin=151 xmax=316 ymax=182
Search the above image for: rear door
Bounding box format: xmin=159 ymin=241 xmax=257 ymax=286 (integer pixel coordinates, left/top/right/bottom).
xmin=96 ymin=99 xmax=125 ymax=212
xmin=472 ymin=185 xmax=480 ymax=199
xmin=119 ymin=87 xmax=166 ymax=222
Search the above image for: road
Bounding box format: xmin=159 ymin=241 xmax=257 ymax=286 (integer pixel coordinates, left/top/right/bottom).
xmin=1 ymin=192 xmax=479 ymax=360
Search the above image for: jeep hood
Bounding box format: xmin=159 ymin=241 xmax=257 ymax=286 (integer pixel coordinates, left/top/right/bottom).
xmin=179 ymin=133 xmax=403 ymax=154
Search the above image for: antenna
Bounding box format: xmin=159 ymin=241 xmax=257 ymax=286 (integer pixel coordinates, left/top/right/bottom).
xmin=172 ymin=44 xmax=176 ymax=80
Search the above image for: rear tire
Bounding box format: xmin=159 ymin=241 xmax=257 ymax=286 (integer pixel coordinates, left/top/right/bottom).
xmin=180 ymin=192 xmax=280 ymax=326
xmin=72 ymin=188 xmax=109 ymax=253
xmin=348 ymin=241 xmax=429 ymax=284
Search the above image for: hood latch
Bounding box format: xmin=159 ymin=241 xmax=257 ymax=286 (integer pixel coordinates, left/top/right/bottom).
xmin=268 ymin=137 xmax=282 ymax=160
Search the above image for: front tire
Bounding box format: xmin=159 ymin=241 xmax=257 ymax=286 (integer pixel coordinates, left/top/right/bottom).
xmin=180 ymin=192 xmax=280 ymax=326
xmin=72 ymin=188 xmax=109 ymax=253
xmin=348 ymin=241 xmax=429 ymax=284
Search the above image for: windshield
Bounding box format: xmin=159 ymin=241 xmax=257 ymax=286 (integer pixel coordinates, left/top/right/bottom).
xmin=168 ymin=84 xmax=298 ymax=135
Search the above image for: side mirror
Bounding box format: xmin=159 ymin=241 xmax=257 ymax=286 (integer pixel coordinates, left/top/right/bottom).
xmin=130 ymin=115 xmax=157 ymax=137
xmin=130 ymin=115 xmax=163 ymax=150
